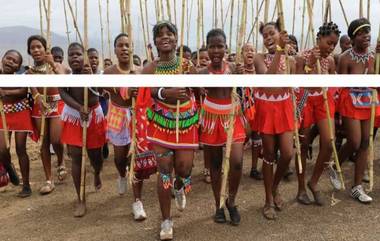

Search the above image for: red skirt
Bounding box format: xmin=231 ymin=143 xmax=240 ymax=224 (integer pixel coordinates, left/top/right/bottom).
xmin=0 ymin=100 xmax=34 ymax=133
xmin=147 ymin=99 xmax=199 ymax=149
xmin=338 ymin=88 xmax=380 ymax=120
xmin=253 ymin=91 xmax=294 ymax=135
xmin=375 ymin=117 xmax=380 ymax=128
xmin=199 ymin=96 xmax=246 ymax=146
xmin=302 ymin=90 xmax=335 ymax=128
xmin=60 ymin=104 xmax=106 ymax=149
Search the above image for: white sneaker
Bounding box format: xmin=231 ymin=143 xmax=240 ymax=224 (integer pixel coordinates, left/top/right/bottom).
xmin=362 ymin=170 xmax=370 ymax=183
xmin=132 ymin=200 xmax=147 ymax=221
xmin=117 ymin=176 xmax=127 ymax=195
xmin=174 ymin=188 xmax=186 ymax=211
xmin=160 ymin=219 xmax=173 ymax=240
xmin=328 ymin=165 xmax=342 ymax=190
xmin=351 ymin=185 xmax=373 ymax=204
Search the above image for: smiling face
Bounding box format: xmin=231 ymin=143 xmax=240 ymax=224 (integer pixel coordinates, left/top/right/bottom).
xmin=68 ymin=46 xmax=84 ymax=73
xmin=155 ymin=26 xmax=177 ymax=54
xmin=353 ymin=28 xmax=371 ymax=50
xmin=2 ymin=51 xmax=22 ymax=74
xmin=207 ymin=35 xmax=227 ymax=66
xmin=242 ymin=43 xmax=255 ymax=65
xmin=318 ymin=33 xmax=339 ymax=57
xmin=29 ymin=39 xmax=46 ymax=63
xmin=114 ymin=36 xmax=130 ymax=64
xmin=262 ymin=24 xmax=280 ymax=53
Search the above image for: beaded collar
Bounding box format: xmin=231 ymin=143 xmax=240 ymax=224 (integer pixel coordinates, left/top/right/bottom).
xmin=29 ymin=63 xmax=52 ymax=74
xmin=348 ymin=48 xmax=374 ymax=64
xmin=155 ymin=56 xmax=181 ymax=75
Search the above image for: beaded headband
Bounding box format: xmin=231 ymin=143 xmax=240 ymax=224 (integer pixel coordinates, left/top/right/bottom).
xmin=353 ymin=24 xmax=371 ymax=36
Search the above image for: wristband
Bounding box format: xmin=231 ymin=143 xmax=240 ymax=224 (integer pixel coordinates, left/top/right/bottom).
xmin=158 ymin=87 xmax=166 ymax=101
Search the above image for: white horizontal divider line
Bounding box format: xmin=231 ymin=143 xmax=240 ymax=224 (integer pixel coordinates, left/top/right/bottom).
xmin=0 ymin=75 xmax=378 ymax=87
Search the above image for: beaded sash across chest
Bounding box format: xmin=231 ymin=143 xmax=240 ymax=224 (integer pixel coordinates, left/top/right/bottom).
xmin=155 ymin=56 xmax=181 ymax=74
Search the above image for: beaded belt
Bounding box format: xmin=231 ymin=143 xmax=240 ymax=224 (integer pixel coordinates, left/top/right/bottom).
xmin=3 ymin=99 xmax=30 ymax=114
xmin=45 ymin=94 xmax=61 ymax=102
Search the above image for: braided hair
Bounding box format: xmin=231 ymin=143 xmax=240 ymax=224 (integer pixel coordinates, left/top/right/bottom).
xmin=317 ymin=22 xmax=341 ymax=38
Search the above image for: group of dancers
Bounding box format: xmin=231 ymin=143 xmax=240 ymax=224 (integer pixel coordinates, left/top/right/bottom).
xmin=0 ymin=16 xmax=380 ymax=240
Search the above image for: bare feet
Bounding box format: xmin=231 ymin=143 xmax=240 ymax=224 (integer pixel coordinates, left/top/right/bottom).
xmin=273 ymin=190 xmax=284 ymax=211
xmin=74 ymin=201 xmax=86 ymax=217
xmin=94 ymin=174 xmax=102 ymax=191
xmin=262 ymin=204 xmax=277 ymax=220
xmin=296 ymin=191 xmax=312 ymax=205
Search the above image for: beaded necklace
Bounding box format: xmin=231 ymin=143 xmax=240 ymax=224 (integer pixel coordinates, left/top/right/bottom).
xmin=29 ymin=63 xmax=52 ymax=74
xmin=244 ymin=65 xmax=255 ymax=74
xmin=208 ymin=61 xmax=231 ymax=74
xmin=155 ymin=56 xmax=181 ymax=75
xmin=264 ymin=54 xmax=286 ymax=72
xmin=348 ymin=48 xmax=374 ymax=64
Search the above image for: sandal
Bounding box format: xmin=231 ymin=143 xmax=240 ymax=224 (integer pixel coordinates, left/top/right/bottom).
xmin=307 ymin=182 xmax=325 ymax=206
xmin=57 ymin=166 xmax=68 ymax=182
xmin=273 ymin=190 xmax=284 ymax=211
xmin=262 ymin=204 xmax=277 ymax=220
xmin=39 ymin=181 xmax=55 ymax=195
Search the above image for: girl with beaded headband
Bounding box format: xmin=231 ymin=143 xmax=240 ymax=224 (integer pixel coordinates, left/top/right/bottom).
xmin=102 ymin=33 xmax=151 ymax=222
xmin=141 ymin=20 xmax=198 ymax=240
xmin=197 ymin=29 xmax=245 ymax=226
xmin=0 ymin=50 xmax=35 ymax=197
xmin=295 ymin=22 xmax=341 ymax=206
xmin=26 ymin=35 xmax=67 ymax=197
xmin=336 ymin=18 xmax=380 ymax=204
xmin=252 ymin=19 xmax=296 ymax=220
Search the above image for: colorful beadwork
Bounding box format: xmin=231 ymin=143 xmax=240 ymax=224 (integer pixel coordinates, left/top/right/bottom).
xmin=155 ymin=56 xmax=181 ymax=75
xmin=160 ymin=173 xmax=173 ymax=190
xmin=181 ymin=176 xmax=192 ymax=194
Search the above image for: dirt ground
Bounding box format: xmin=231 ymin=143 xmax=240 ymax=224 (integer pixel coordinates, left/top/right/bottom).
xmin=2 ymin=136 xmax=380 ymax=241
